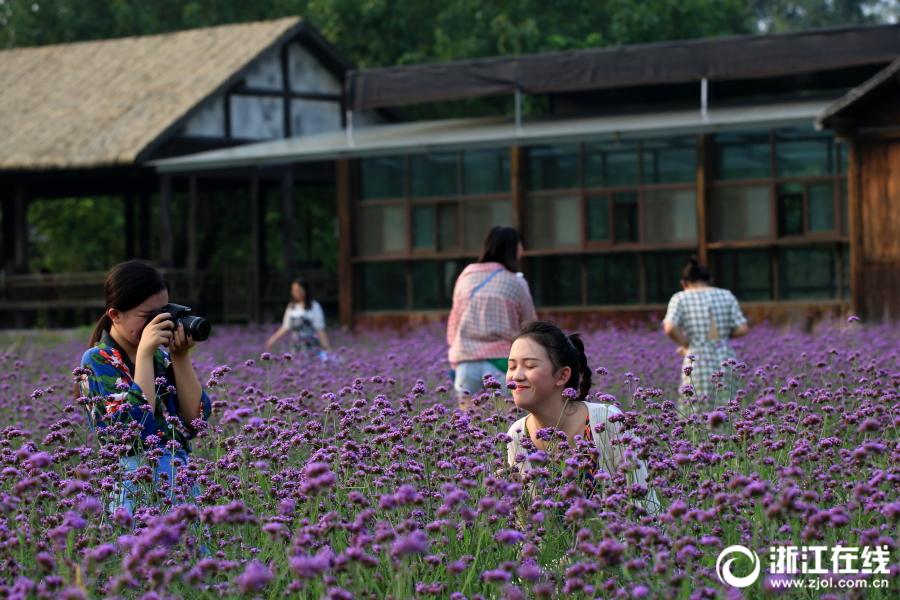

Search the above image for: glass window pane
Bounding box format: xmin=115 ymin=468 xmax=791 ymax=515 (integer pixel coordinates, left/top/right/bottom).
xmin=643 ymin=189 xmax=697 ymax=244
xmin=361 ymin=156 xmax=404 ymax=200
xmin=838 ymin=143 xmax=849 ymax=175
xmin=585 ymin=254 xmax=640 ymax=305
xmin=438 ymin=203 xmax=459 ymax=250
xmin=584 ymin=140 xmax=639 ymax=187
xmin=614 ymin=192 xmax=639 ymax=243
xmin=778 ymin=246 xmax=837 ymax=300
xmin=586 ymin=196 xmax=611 ymax=242
xmin=464 ymin=148 xmax=510 ymax=194
xmin=808 ymin=183 xmax=835 ymax=232
xmin=642 ymin=137 xmax=696 ymax=184
xmin=411 ymin=260 xmax=440 ymax=309
xmin=411 ymin=260 xmax=467 ymax=309
xmin=525 ymin=196 xmax=580 ymax=249
xmin=710 ymin=185 xmax=772 ymax=241
xmin=410 ymin=152 xmax=458 ymax=197
xmin=645 ymin=251 xmax=694 ymax=304
xmin=529 ymin=145 xmax=579 ymax=191
xmin=529 ymin=255 xmax=581 ymax=307
xmin=412 ymin=205 xmax=435 ymax=249
xmin=713 ymin=131 xmax=771 ymax=180
xmin=777 ymin=183 xmax=803 ymax=236
xmin=361 ymin=261 xmax=407 ymax=311
xmin=775 ymin=128 xmax=834 ymax=177
xmin=464 ymin=200 xmax=512 ymax=252
xmin=712 ymin=249 xmax=772 ymax=301
xmin=358 ymin=205 xmax=407 ymax=256
xmin=840 ymin=179 xmax=849 ymax=237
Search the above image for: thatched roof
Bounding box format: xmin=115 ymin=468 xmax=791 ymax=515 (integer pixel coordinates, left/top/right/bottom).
xmin=0 ymin=17 xmax=322 ymax=171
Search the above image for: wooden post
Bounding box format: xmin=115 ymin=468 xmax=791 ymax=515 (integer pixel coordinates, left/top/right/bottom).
xmin=250 ymin=175 xmax=264 ymax=324
xmin=847 ymin=137 xmax=865 ymax=319
xmin=336 ymin=159 xmax=354 ymax=328
xmin=696 ymin=134 xmax=710 ymax=267
xmin=2 ymin=188 xmax=15 ymax=274
xmin=138 ymin=191 xmax=151 ymax=259
xmin=13 ymin=182 xmax=28 ymax=274
xmin=510 ymin=146 xmax=528 ymax=233
xmin=186 ymin=176 xmax=199 ymax=302
xmin=124 ymin=191 xmax=136 ymax=260
xmin=159 ymin=174 xmax=174 ymax=268
xmin=281 ymin=166 xmax=296 ymax=273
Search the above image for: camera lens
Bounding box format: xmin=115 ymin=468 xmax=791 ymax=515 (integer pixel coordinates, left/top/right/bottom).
xmin=182 ymin=316 xmax=211 ymax=342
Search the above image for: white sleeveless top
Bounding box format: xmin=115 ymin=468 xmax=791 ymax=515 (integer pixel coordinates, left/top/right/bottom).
xmin=506 ymin=402 xmax=660 ymax=515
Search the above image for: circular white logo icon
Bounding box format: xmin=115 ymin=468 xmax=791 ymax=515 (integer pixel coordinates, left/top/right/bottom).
xmin=716 ymin=545 xmax=761 ymax=588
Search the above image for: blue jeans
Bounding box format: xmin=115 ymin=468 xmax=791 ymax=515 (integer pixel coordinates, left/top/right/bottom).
xmin=112 ymin=448 xmax=201 ymax=515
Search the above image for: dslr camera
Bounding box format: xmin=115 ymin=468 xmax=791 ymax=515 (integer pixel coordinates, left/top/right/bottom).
xmin=145 ymin=303 xmax=211 ymax=342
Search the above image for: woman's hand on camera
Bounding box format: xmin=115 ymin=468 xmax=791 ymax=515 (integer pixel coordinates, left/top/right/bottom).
xmin=138 ymin=313 xmax=174 ymax=357
xmin=169 ymin=323 xmax=195 ymax=359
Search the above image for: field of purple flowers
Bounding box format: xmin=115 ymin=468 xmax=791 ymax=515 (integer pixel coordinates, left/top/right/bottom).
xmin=0 ymin=318 xmax=899 ymax=599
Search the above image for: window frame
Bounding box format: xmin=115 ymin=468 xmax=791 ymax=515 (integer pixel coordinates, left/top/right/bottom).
xmin=355 ymin=149 xmax=514 ymax=262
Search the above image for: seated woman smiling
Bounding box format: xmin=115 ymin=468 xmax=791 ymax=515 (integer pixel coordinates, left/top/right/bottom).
xmin=505 ymin=321 xmax=659 ymax=515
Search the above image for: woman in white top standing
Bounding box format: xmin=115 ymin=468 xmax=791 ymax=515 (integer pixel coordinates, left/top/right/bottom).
xmin=265 ymin=278 xmax=331 ymax=357
xmin=663 ymin=257 xmax=748 ymax=405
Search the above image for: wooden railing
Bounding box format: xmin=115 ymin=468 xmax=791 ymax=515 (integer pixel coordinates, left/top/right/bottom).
xmin=0 ymin=269 xmax=205 ymax=311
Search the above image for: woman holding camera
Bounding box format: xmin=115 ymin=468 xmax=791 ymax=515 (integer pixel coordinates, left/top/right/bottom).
xmin=78 ymin=260 xmax=211 ymax=514
xmin=265 ymin=278 xmax=331 ymax=358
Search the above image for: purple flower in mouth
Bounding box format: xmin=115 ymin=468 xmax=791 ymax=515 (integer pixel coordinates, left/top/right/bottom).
xmin=493 ymin=529 xmax=526 ymax=546
xmin=392 ymin=529 xmax=428 ymax=556
xmin=482 ymin=569 xmax=512 ymax=583
xmin=236 ymin=560 xmax=272 ymax=593
xmin=291 ymin=547 xmax=334 ymax=579
xmin=707 ymin=411 xmax=727 ymax=428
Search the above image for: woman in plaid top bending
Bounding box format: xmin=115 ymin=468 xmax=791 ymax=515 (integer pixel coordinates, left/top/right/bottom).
xmin=663 ymin=257 xmax=748 ymax=406
xmin=447 ymin=226 xmax=536 ymax=410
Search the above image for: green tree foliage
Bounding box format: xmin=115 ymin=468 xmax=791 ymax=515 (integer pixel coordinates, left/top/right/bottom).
xmin=751 ymin=0 xmax=894 ymax=32
xmin=27 ymin=197 xmax=124 ymax=272
xmin=1 ymin=0 xmax=754 ymax=62
xmin=3 ymin=0 xmax=897 ymax=64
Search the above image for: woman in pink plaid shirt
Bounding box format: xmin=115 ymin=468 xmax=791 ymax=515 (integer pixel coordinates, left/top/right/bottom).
xmin=447 ymin=226 xmax=537 ymax=409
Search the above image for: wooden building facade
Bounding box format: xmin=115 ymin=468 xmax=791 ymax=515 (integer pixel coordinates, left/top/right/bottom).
xmin=818 ymin=58 xmax=900 ymax=321
xmin=0 ymin=18 xmax=392 ymax=327
xmin=155 ymin=24 xmax=900 ymax=327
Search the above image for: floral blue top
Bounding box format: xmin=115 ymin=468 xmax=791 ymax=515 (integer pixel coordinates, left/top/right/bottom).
xmin=78 ymin=332 xmax=211 ymax=454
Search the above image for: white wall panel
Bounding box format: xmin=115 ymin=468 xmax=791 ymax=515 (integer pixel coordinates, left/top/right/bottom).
xmin=182 ymin=95 xmax=225 ymax=138
xmin=291 ymin=99 xmax=342 ymax=136
xmin=288 ymin=43 xmax=341 ymax=94
xmin=231 ymin=95 xmax=284 ymax=140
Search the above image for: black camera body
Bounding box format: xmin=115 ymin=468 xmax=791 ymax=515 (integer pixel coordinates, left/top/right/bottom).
xmin=146 ymin=303 xmax=211 ymax=342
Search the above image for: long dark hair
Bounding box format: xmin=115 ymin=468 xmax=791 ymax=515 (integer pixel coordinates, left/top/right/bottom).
xmin=89 ymin=261 xmax=168 ymax=347
xmin=513 ymin=321 xmax=593 ymax=400
xmin=682 ymin=256 xmax=711 ymax=283
xmin=292 ymin=278 xmax=312 ymax=310
xmin=479 ymin=226 xmax=521 ymax=272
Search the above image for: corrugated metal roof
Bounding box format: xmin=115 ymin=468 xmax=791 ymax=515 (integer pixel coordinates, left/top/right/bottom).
xmin=152 ymin=100 xmax=832 ymax=172
xmin=347 ymin=24 xmax=900 ymax=110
